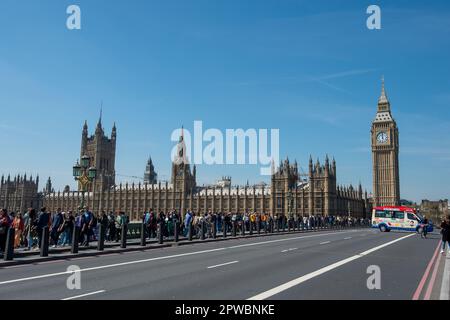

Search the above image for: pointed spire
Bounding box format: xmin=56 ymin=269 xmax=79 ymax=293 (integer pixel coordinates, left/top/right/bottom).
xmin=112 ymin=122 xmax=117 ymax=137
xmin=98 ymin=102 xmax=103 ymax=126
xmin=96 ymin=103 xmax=104 ymax=135
xmin=82 ymin=120 xmax=88 ymax=137
xmin=378 ymin=76 xmax=390 ymax=105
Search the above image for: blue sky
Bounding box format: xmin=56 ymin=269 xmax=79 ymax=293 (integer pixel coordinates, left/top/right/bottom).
xmin=0 ymin=0 xmax=449 ymax=203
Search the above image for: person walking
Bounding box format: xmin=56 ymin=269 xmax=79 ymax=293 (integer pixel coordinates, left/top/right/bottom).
xmin=80 ymin=208 xmax=93 ymax=246
xmin=115 ymin=211 xmax=127 ymax=242
xmin=50 ymin=209 xmax=63 ymax=247
xmin=24 ymin=208 xmax=37 ymax=250
xmin=36 ymin=207 xmax=49 ymax=249
xmin=107 ymin=211 xmax=116 ymax=241
xmin=12 ymin=212 xmax=24 ymax=248
xmin=420 ymin=215 xmax=429 ymax=239
xmin=440 ymin=215 xmax=450 ymax=254
xmin=184 ymin=210 xmax=192 ymax=237
xmin=0 ymin=209 xmax=11 ymax=254
xmin=59 ymin=211 xmax=74 ymax=246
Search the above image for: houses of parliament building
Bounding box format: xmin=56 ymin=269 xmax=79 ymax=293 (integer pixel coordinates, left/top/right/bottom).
xmin=1 ymin=80 xmax=403 ymax=220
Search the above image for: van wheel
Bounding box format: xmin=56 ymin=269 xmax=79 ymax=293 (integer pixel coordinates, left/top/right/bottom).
xmin=380 ymin=225 xmax=387 ymax=232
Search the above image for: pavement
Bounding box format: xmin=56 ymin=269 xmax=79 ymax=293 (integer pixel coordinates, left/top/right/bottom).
xmin=0 ymin=228 xmax=448 ymax=300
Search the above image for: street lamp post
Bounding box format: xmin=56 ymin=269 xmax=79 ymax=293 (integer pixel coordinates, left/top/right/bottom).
xmin=73 ymin=155 xmax=97 ymax=209
xmin=287 ymin=190 xmax=293 ymax=228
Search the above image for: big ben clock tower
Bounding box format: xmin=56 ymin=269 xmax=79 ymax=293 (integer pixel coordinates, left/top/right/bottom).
xmin=371 ymin=78 xmax=400 ymax=207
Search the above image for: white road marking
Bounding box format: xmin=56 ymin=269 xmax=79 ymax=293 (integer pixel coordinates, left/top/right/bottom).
xmin=61 ymin=290 xmax=105 ymax=300
xmin=207 ymin=261 xmax=239 ymax=269
xmin=281 ymin=248 xmax=298 ymax=253
xmin=440 ymin=251 xmax=450 ymax=300
xmin=0 ymin=229 xmax=363 ymax=286
xmin=320 ymin=241 xmax=331 ymax=245
xmin=344 ymin=237 xmax=352 ymax=240
xmin=248 ymin=233 xmax=415 ymax=300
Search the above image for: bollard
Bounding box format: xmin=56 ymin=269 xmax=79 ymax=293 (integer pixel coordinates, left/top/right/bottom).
xmin=212 ymin=221 xmax=217 ymax=239
xmin=40 ymin=226 xmax=49 ymax=257
xmin=120 ymin=223 xmax=127 ymax=248
xmin=282 ymin=218 xmax=286 ymax=232
xmin=257 ymin=218 xmax=261 ymax=235
xmin=241 ymin=221 xmax=245 ymax=237
xmin=288 ymin=220 xmax=291 ymax=233
xmin=188 ymin=223 xmax=193 ymax=241
xmin=4 ymin=227 xmax=15 ymax=261
xmin=223 ymin=222 xmax=227 ymax=238
xmin=97 ymin=224 xmax=105 ymax=251
xmin=174 ymin=221 xmax=179 ymax=243
xmin=140 ymin=222 xmax=146 ymax=247
xmin=232 ymin=221 xmax=237 ymax=237
xmin=200 ymin=220 xmax=206 ymax=240
xmin=249 ymin=222 xmax=253 ymax=236
xmin=158 ymin=222 xmax=164 ymax=244
xmin=276 ymin=219 xmax=280 ymax=233
xmin=271 ymin=220 xmax=274 ymax=233
xmin=71 ymin=226 xmax=80 ymax=254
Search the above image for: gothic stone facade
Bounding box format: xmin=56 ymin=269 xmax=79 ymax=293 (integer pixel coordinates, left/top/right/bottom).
xmin=371 ymin=80 xmax=400 ymax=207
xmin=43 ymin=129 xmax=371 ymax=220
xmin=41 ymin=106 xmax=373 ymax=220
xmin=0 ymin=174 xmax=41 ymax=213
xmin=80 ymin=117 xmax=116 ymax=192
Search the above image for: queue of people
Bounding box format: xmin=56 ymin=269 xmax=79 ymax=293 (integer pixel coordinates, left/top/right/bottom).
xmin=0 ymin=207 xmax=132 ymax=254
xmin=0 ymin=206 xmax=372 ymax=255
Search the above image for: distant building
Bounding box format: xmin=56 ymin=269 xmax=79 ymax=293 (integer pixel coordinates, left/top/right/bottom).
xmin=43 ymin=120 xmax=371 ymax=220
xmin=420 ymin=199 xmax=449 ymax=221
xmin=371 ymin=78 xmax=401 ymax=207
xmin=216 ymin=177 xmax=232 ymax=188
xmin=80 ymin=113 xmax=116 ymax=192
xmin=0 ymin=174 xmax=41 ymax=213
xmin=400 ymin=199 xmax=416 ymax=207
xmin=144 ymin=157 xmax=158 ymax=184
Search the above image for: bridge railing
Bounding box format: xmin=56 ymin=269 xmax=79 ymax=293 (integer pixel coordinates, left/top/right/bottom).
xmin=1 ymin=218 xmax=371 ymax=262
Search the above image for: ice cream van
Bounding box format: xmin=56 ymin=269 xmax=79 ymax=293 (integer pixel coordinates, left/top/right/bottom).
xmin=372 ymin=206 xmax=433 ymax=233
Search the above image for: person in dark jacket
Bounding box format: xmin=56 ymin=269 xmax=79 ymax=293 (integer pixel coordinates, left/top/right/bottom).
xmin=36 ymin=207 xmax=49 ymax=248
xmin=59 ymin=211 xmax=74 ymax=246
xmin=421 ymin=216 xmax=429 ymax=239
xmin=440 ymin=215 xmax=450 ymax=254
xmin=50 ymin=209 xmax=64 ymax=247
xmin=0 ymin=209 xmax=11 ymax=253
xmin=80 ymin=208 xmax=93 ymax=246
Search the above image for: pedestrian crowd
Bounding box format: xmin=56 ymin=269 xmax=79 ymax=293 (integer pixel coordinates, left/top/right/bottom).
xmin=0 ymin=206 xmax=370 ymax=255
xmin=0 ymin=207 xmax=131 ymax=254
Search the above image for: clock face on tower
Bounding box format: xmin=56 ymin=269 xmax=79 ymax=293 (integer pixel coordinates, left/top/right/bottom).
xmin=376 ymin=132 xmax=388 ymax=144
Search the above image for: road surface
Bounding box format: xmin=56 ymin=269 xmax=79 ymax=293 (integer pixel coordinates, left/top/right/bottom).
xmin=0 ymin=228 xmax=445 ymax=300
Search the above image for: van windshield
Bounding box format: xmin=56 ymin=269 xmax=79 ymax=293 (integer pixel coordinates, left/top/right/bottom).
xmin=393 ymin=212 xmax=404 ymax=219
